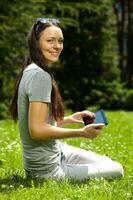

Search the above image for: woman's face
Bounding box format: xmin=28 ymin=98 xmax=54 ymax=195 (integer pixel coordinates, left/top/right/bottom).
xmin=38 ymin=26 xmax=64 ymax=65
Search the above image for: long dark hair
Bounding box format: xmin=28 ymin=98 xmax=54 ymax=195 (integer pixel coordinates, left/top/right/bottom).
xmin=10 ymin=18 xmax=64 ymax=122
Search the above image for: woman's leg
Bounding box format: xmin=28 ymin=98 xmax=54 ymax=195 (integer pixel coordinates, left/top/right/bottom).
xmin=61 ymin=143 xmax=113 ymax=164
xmin=61 ymin=143 xmax=124 ymax=181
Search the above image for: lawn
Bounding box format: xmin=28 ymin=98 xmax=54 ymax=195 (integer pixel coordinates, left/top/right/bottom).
xmin=0 ymin=111 xmax=133 ymax=200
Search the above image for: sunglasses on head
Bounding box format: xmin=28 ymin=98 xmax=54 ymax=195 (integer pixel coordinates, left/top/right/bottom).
xmin=34 ymin=18 xmax=60 ymax=34
xmin=35 ymin=18 xmax=60 ymax=25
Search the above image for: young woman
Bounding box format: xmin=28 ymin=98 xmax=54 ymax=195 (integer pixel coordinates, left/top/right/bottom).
xmin=10 ymin=18 xmax=124 ymax=181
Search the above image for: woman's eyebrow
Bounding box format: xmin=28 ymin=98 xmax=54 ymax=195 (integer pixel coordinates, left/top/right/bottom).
xmin=46 ymin=36 xmax=64 ymax=40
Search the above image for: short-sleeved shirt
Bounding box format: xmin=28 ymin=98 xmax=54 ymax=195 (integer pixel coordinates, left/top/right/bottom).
xmin=18 ymin=63 xmax=61 ymax=177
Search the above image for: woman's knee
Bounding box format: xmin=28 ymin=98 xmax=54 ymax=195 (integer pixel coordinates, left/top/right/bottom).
xmin=113 ymin=161 xmax=124 ymax=177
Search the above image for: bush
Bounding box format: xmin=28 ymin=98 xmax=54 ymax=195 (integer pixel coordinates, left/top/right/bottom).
xmin=85 ymin=81 xmax=126 ymax=110
xmin=124 ymin=89 xmax=133 ymax=110
xmin=0 ymin=102 xmax=9 ymax=119
xmin=0 ymin=0 xmax=130 ymax=118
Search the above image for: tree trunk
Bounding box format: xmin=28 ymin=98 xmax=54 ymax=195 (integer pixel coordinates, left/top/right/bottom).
xmin=115 ymin=0 xmax=133 ymax=87
xmin=127 ymin=0 xmax=133 ymax=87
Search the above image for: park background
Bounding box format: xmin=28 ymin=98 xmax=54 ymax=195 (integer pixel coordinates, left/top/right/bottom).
xmin=0 ymin=0 xmax=133 ymax=118
xmin=0 ymin=1 xmax=133 ymax=200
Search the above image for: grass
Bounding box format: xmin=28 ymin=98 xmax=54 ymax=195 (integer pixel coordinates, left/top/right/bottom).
xmin=0 ymin=111 xmax=133 ymax=200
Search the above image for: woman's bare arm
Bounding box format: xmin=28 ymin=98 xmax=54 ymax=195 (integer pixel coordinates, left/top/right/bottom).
xmin=28 ymin=102 xmax=104 ymax=140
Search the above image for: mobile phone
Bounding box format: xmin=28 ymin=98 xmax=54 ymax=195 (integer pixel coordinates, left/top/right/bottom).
xmin=83 ymin=109 xmax=108 ymax=126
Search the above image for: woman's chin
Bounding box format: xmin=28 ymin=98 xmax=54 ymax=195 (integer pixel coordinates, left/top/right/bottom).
xmin=50 ymin=58 xmax=59 ymax=63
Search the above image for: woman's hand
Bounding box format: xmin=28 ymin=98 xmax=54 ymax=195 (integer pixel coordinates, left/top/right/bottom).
xmin=81 ymin=123 xmax=105 ymax=139
xmin=57 ymin=110 xmax=95 ymax=126
xmin=67 ymin=110 xmax=95 ymax=124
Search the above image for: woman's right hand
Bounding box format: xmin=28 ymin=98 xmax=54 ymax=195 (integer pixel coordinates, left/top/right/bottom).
xmin=81 ymin=123 xmax=105 ymax=139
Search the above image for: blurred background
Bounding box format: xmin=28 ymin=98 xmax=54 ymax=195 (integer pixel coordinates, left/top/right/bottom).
xmin=0 ymin=0 xmax=133 ymax=119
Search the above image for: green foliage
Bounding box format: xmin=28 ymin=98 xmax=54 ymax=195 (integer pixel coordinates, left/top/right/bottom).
xmin=0 ymin=0 xmax=131 ymax=119
xmin=51 ymin=1 xmax=125 ymax=111
xmin=0 ymin=111 xmax=133 ymax=199
xmin=89 ymin=81 xmax=127 ymax=109
xmin=124 ymin=89 xmax=133 ymax=110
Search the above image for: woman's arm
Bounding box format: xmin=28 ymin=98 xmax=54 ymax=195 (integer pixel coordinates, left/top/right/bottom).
xmin=28 ymin=102 xmax=104 ymax=140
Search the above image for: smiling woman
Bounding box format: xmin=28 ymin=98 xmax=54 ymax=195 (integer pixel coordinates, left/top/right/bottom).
xmin=10 ymin=18 xmax=124 ymax=182
xmin=38 ymin=25 xmax=64 ymax=64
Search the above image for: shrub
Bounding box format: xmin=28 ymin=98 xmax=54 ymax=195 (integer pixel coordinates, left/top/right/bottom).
xmin=0 ymin=0 xmax=128 ymax=118
xmin=124 ymin=89 xmax=133 ymax=110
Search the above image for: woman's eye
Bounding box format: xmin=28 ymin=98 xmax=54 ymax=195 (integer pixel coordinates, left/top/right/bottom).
xmin=59 ymin=40 xmax=63 ymax=44
xmin=47 ymin=38 xmax=63 ymax=45
xmin=47 ymin=39 xmax=54 ymax=43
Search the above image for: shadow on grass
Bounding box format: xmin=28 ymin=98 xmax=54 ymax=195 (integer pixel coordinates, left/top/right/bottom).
xmin=0 ymin=173 xmax=123 ymax=193
xmin=0 ymin=174 xmax=44 ymax=193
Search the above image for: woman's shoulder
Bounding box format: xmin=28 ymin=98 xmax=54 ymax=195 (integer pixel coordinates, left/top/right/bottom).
xmin=24 ymin=63 xmax=51 ymax=79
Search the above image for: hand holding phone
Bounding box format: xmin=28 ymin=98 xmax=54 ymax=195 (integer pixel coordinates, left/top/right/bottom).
xmin=83 ymin=109 xmax=108 ymax=126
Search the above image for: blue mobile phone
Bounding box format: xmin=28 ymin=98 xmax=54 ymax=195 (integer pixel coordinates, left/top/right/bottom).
xmin=83 ymin=109 xmax=108 ymax=126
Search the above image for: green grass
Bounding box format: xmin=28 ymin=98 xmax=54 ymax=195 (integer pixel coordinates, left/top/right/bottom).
xmin=0 ymin=111 xmax=133 ymax=200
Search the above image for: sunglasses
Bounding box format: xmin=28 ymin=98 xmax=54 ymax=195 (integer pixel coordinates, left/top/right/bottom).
xmin=34 ymin=18 xmax=60 ymax=34
xmin=35 ymin=18 xmax=60 ymax=25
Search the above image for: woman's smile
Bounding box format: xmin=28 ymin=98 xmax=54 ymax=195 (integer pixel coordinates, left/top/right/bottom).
xmin=50 ymin=51 xmax=60 ymax=57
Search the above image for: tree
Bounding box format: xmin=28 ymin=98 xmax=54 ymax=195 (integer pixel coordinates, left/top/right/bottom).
xmin=114 ymin=0 xmax=133 ymax=88
xmin=0 ymin=0 xmax=125 ymax=118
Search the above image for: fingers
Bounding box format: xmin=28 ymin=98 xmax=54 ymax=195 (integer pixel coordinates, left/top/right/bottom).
xmin=72 ymin=119 xmax=84 ymax=124
xmin=72 ymin=110 xmax=95 ymax=121
xmin=93 ymin=123 xmax=105 ymax=129
xmin=81 ymin=110 xmax=95 ymax=118
xmin=83 ymin=123 xmax=105 ymax=139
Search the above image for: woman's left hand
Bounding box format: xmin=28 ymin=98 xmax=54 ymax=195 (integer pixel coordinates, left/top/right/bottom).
xmin=64 ymin=110 xmax=95 ymax=124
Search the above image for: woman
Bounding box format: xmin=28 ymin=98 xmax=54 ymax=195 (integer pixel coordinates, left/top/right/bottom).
xmin=10 ymin=18 xmax=124 ymax=181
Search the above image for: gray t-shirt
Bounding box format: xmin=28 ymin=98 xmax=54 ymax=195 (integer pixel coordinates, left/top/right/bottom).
xmin=18 ymin=63 xmax=61 ymax=177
